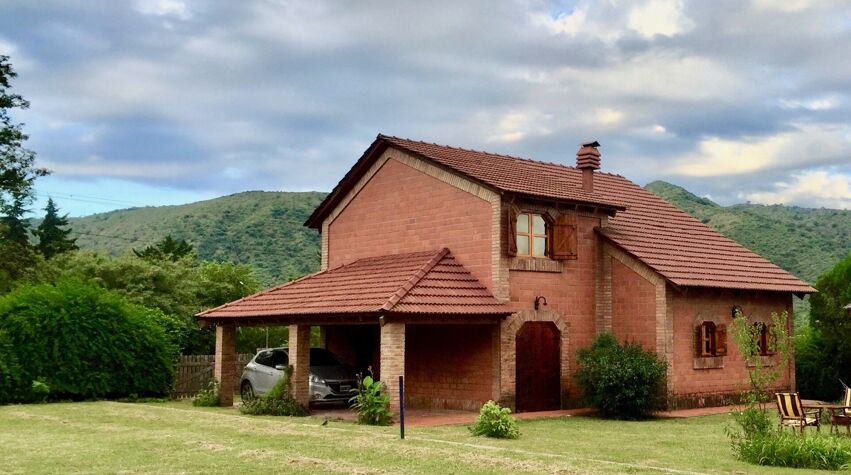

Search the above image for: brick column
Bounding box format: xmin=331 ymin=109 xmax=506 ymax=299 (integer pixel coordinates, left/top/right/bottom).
xmin=288 ymin=324 xmax=311 ymax=407
xmin=380 ymin=322 xmax=405 ymax=418
xmin=214 ymin=324 xmax=236 ymax=407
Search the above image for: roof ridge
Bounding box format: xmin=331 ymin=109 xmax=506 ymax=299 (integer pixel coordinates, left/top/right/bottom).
xmin=381 ymin=248 xmax=450 ymax=312
xmin=379 ymin=133 xmax=627 ymax=179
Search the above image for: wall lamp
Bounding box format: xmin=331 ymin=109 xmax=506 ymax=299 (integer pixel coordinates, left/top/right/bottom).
xmin=534 ymin=295 xmax=548 ymax=311
xmin=732 ymin=305 xmax=742 ymax=319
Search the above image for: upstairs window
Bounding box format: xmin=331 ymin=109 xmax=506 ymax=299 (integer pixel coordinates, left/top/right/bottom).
xmin=516 ymin=213 xmax=548 ymax=258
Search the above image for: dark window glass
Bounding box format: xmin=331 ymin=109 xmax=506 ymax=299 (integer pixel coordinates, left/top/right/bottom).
xmin=255 ymin=350 xmax=275 ymax=367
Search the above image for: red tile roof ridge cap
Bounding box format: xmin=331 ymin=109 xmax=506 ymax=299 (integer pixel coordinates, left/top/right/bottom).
xmin=381 ymin=248 xmax=450 ymax=312
xmin=377 ymin=133 xmax=628 ymax=179
xmin=196 ymin=267 xmax=329 ymax=318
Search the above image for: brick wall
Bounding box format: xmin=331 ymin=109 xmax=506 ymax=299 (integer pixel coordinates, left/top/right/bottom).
xmin=380 ymin=322 xmax=406 ymax=416
xmin=611 ymin=259 xmax=657 ymax=351
xmin=327 ymin=156 xmax=495 ymax=291
xmin=669 ymin=288 xmax=794 ymax=408
xmin=404 ymin=324 xmax=495 ymax=411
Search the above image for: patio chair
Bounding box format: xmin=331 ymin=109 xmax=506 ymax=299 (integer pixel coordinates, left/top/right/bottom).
xmin=775 ymin=392 xmax=820 ymax=433
xmin=830 ymin=386 xmax=851 ymax=435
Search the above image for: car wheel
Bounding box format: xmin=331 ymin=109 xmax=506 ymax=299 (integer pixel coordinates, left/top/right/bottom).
xmin=240 ymin=381 xmax=255 ymax=402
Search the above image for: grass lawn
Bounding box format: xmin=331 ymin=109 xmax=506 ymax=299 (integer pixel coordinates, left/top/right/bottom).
xmin=0 ymin=401 xmax=832 ymax=474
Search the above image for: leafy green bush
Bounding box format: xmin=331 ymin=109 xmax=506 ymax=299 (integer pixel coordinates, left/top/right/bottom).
xmin=575 ymin=333 xmax=668 ymax=419
xmin=30 ymin=379 xmax=50 ymax=403
xmin=240 ymin=366 xmax=307 ymax=416
xmin=349 ymin=376 xmax=392 ymax=426
xmin=0 ymin=279 xmax=177 ymax=403
xmin=729 ymin=403 xmax=774 ymax=439
xmin=469 ymin=401 xmax=520 ymax=439
xmin=733 ymin=432 xmax=851 ymax=470
xmin=192 ymin=379 xmax=220 ymax=407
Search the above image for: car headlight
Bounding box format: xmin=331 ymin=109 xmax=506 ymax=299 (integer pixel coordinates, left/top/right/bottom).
xmin=310 ymin=375 xmax=326 ymax=384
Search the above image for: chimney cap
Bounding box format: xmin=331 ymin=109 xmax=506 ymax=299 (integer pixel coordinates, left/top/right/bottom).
xmin=581 ymin=140 xmax=601 ymax=148
xmin=576 ymin=140 xmax=601 ymax=171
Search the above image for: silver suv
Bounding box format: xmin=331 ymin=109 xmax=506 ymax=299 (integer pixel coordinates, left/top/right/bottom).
xmin=239 ymin=347 xmax=358 ymax=404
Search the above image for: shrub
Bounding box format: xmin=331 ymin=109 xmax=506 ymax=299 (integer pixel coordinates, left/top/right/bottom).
xmin=30 ymin=379 xmax=50 ymax=403
xmin=0 ymin=279 xmax=177 ymax=403
xmin=795 ymin=326 xmax=841 ymax=401
xmin=733 ymin=432 xmax=851 ymax=471
xmin=240 ymin=365 xmax=308 ymax=416
xmin=192 ymin=379 xmax=220 ymax=407
xmin=349 ymin=376 xmax=392 ymax=426
xmin=575 ymin=333 xmax=667 ymax=419
xmin=729 ymin=402 xmax=774 ymax=439
xmin=469 ymin=401 xmax=520 ymax=439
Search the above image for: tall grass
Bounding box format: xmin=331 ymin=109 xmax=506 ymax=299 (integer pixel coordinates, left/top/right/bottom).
xmin=734 ymin=432 xmax=851 ymax=471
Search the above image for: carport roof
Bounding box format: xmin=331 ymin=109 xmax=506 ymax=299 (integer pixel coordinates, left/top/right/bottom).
xmin=196 ymin=248 xmax=511 ymax=322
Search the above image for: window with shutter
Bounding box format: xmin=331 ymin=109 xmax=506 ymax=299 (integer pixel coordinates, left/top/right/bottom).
xmin=695 ymin=321 xmax=722 ymax=357
xmin=507 ymin=206 xmax=518 ymax=257
xmin=550 ymin=212 xmax=578 ymax=260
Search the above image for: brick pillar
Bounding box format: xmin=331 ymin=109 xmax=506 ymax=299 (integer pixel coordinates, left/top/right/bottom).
xmin=288 ymin=324 xmax=311 ymax=407
xmin=380 ymin=322 xmax=405 ymax=418
xmin=214 ymin=324 xmax=236 ymax=407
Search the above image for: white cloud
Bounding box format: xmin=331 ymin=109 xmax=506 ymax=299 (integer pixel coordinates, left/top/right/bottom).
xmin=39 ymin=155 xmax=193 ymax=178
xmin=533 ymin=0 xmax=693 ymax=41
xmin=593 ymin=108 xmax=624 ymax=125
xmin=135 ymin=0 xmax=191 ymax=20
xmin=484 ymin=110 xmax=553 ymax=143
xmin=741 ymin=170 xmax=851 ymax=209
xmin=752 ymin=0 xmax=816 ymax=13
xmin=627 ymin=0 xmax=694 ymax=38
xmin=673 ymin=124 xmax=851 ymax=176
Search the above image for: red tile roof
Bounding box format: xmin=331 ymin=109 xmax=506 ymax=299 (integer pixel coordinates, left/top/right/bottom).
xmin=309 ymin=135 xmax=814 ymax=294
xmin=196 ymin=249 xmax=511 ymax=321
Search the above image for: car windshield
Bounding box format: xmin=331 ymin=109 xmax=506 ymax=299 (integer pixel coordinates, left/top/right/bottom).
xmin=310 ymin=348 xmax=341 ymax=366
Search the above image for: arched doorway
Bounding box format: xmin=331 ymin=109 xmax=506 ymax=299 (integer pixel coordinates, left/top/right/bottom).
xmin=515 ymin=321 xmax=561 ymax=412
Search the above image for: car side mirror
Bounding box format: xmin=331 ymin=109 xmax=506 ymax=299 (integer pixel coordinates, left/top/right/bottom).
xmin=274 ymin=364 xmax=286 ymax=371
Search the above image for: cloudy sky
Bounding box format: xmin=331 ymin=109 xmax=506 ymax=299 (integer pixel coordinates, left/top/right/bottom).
xmin=1 ymin=0 xmax=850 ymax=216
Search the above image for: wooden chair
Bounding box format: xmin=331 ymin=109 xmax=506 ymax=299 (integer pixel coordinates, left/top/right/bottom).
xmin=775 ymin=392 xmax=820 ymax=433
xmin=830 ymin=387 xmax=851 ymax=435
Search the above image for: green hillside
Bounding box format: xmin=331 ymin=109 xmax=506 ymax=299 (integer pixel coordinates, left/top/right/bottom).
xmin=69 ymin=191 xmax=327 ymax=285
xmin=67 ymin=183 xmax=849 ymax=292
xmin=644 ymin=181 xmax=851 ymax=283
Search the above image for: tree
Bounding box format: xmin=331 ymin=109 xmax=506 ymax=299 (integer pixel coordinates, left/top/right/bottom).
xmin=798 ymin=252 xmax=851 ymax=399
xmin=133 ymin=235 xmax=194 ymax=262
xmin=0 ymin=55 xmax=48 ymax=286
xmin=33 ymin=198 xmax=77 ymax=259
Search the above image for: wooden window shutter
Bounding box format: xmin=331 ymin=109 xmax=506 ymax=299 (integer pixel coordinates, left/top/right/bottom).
xmin=716 ymin=324 xmax=728 ymax=356
xmin=694 ymin=326 xmax=703 ymax=357
xmin=551 ymin=212 xmax=578 ymax=260
xmin=506 ymin=206 xmax=518 ymax=257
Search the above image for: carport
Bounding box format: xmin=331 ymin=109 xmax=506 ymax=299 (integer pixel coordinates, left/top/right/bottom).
xmin=196 ymin=248 xmax=511 ymax=416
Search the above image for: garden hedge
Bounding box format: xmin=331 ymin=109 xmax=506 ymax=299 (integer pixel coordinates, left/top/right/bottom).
xmin=0 ymin=279 xmax=177 ymax=403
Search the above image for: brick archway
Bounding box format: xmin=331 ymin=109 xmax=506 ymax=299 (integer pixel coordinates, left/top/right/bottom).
xmin=500 ymin=309 xmax=570 ymax=410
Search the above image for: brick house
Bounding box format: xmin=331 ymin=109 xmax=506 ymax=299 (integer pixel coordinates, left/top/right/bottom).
xmin=197 ymin=135 xmax=815 ymax=414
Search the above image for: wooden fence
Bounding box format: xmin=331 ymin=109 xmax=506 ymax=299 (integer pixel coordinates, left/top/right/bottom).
xmin=172 ymin=354 xmax=254 ymax=399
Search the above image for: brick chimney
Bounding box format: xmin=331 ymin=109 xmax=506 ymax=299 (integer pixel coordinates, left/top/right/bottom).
xmin=576 ymin=140 xmax=601 ymax=193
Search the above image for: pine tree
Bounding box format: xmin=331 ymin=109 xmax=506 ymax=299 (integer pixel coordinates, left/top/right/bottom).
xmin=133 ymin=235 xmax=194 ymax=262
xmin=1 ymin=55 xmax=49 ymax=286
xmin=33 ymin=198 xmax=77 ymax=259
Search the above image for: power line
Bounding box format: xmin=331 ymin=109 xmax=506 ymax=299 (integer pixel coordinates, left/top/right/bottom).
xmin=68 ymin=230 xmax=154 ymax=245
xmin=34 ymin=189 xmax=149 ymax=207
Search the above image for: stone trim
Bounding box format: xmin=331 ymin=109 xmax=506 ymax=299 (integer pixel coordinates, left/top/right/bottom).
xmin=507 ymin=257 xmax=563 ymax=273
xmin=499 ymin=309 xmax=571 ymax=410
xmin=693 ymin=356 xmax=724 ymax=370
xmin=319 ymin=148 xmax=507 ymax=301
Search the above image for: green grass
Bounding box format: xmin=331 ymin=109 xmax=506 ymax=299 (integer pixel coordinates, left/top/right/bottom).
xmin=0 ymin=401 xmax=837 ymax=474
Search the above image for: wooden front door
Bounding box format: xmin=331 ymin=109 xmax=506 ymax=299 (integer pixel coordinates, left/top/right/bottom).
xmin=515 ymin=322 xmax=561 ymax=412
